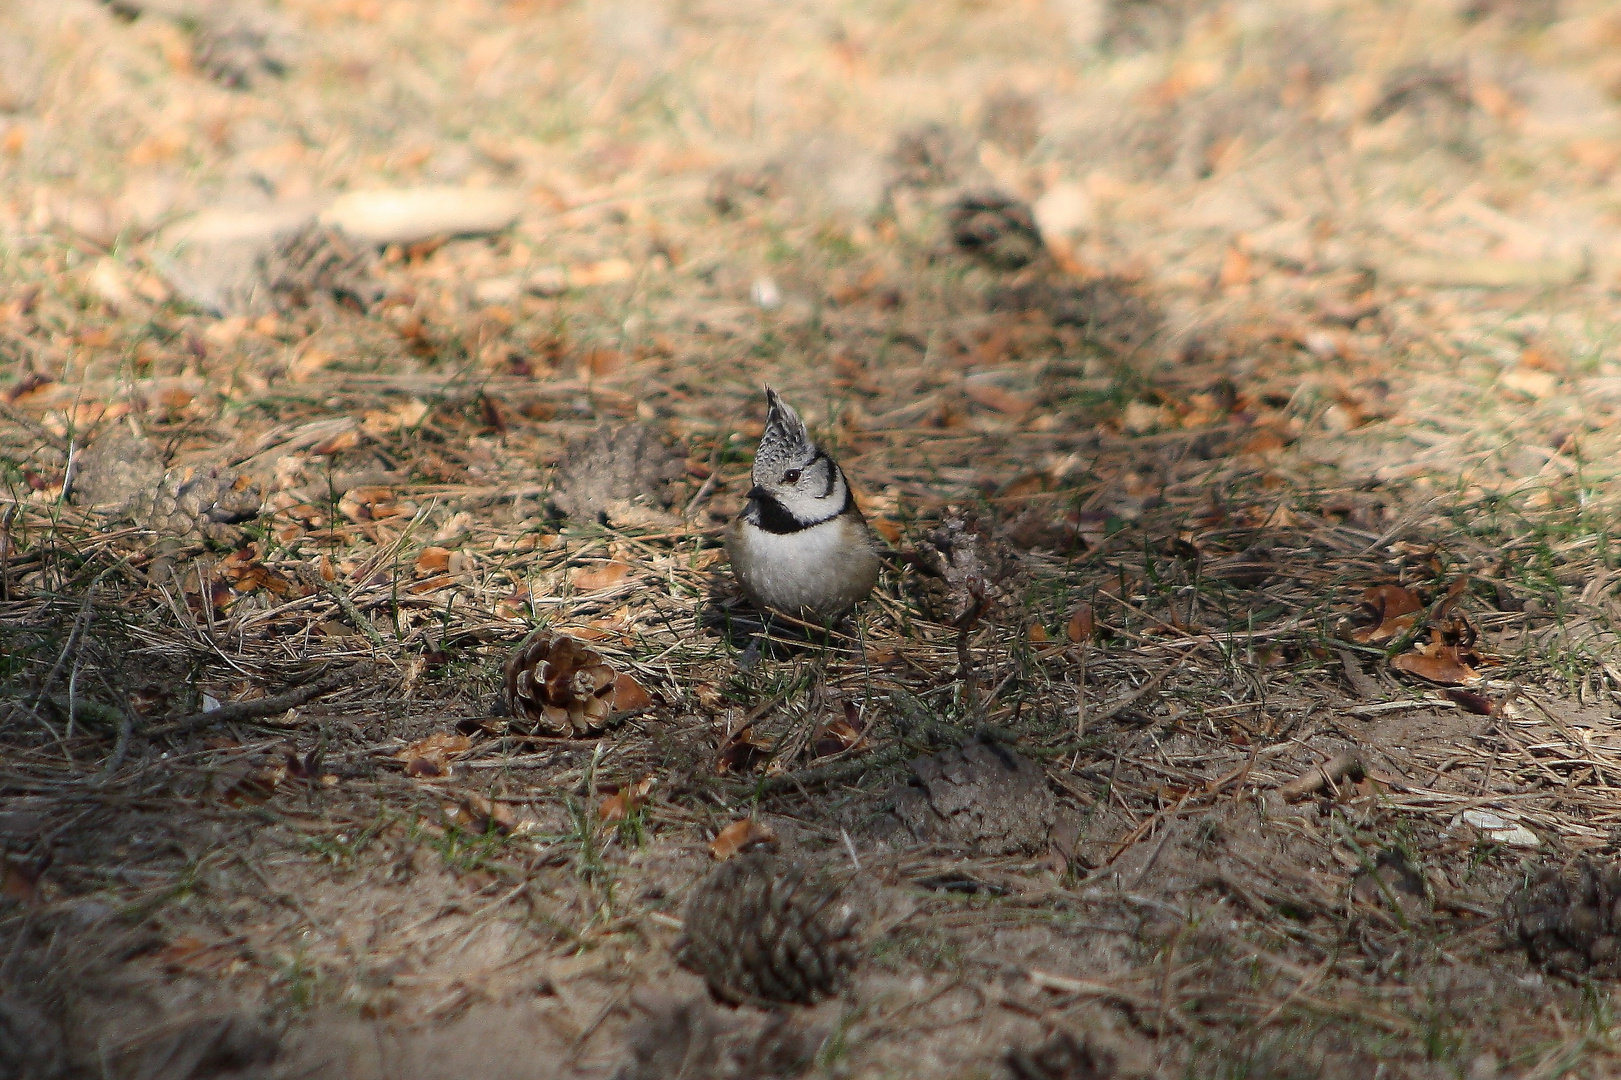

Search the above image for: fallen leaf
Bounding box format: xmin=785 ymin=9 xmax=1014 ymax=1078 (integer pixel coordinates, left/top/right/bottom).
xmin=964 ymin=373 xmax=1035 ymax=416
xmin=1066 ymin=603 xmax=1095 ymax=643
xmin=448 ymin=794 xmax=516 ymax=834
xmin=611 ymin=672 xmax=653 ymax=714
xmin=311 ymin=427 xmax=361 ymax=455
xmin=415 ymin=546 xmax=452 ymax=574
xmin=584 ymin=348 xmax=626 ymax=377
xmin=1241 ymin=428 xmax=1288 ymax=454
xmin=812 ymin=716 xmax=867 ymax=758
xmin=1352 ymin=584 xmax=1425 ymax=644
xmin=1120 ymin=400 xmax=1164 ymax=434
xmin=570 ymin=561 xmax=633 ymax=591
xmin=1443 ymin=687 xmax=1494 ymax=715
xmin=598 ymin=776 xmax=654 ymax=822
xmin=709 ymin=818 xmax=776 ymax=860
xmin=569 ymin=257 xmax=636 ymax=288
xmin=397 ymin=732 xmax=472 ymax=778
xmin=717 ymin=725 xmax=773 ymax=774
xmin=1501 ymin=367 xmax=1559 ymax=399
xmin=1219 ymin=245 xmax=1252 ymax=288
xmin=0 ymin=857 xmax=43 ymax=903
xmin=1000 ymin=471 xmax=1052 ymax=499
xmin=870 ymin=516 xmax=903 ymax=544
xmin=1458 ymin=809 xmax=1539 ymax=848
xmin=340 ymin=486 xmax=411 ymax=521
xmin=1028 ymin=623 xmax=1050 ymax=643
xmin=155 ymin=935 xmax=234 ymax=974
xmin=1391 ymin=642 xmax=1479 ymax=686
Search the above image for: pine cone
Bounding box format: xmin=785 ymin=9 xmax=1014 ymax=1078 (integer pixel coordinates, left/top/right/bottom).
xmin=193 ymin=17 xmax=289 ymax=89
xmin=1007 ymin=1030 xmax=1121 ymax=1080
xmin=141 ymin=464 xmax=264 ymax=544
xmin=679 ymin=852 xmax=860 ymax=1006
xmin=1506 ymin=859 xmax=1621 ymax=978
xmin=948 ymin=191 xmax=1043 ymax=270
xmin=258 ymin=225 xmax=382 ymax=313
xmin=916 ymin=513 xmax=1015 ymax=627
xmin=547 ymin=423 xmax=685 ymax=528
xmin=502 ymin=628 xmax=647 ymax=736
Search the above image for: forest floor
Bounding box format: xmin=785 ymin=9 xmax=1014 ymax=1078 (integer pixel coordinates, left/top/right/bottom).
xmin=7 ymin=0 xmax=1621 ymax=1076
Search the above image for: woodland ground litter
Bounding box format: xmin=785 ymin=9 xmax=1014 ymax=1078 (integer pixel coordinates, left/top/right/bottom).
xmin=8 ymin=0 xmax=1621 ymax=1076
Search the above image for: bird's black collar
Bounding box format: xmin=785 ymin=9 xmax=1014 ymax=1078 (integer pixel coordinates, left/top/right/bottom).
xmin=745 ymin=482 xmax=852 ymax=535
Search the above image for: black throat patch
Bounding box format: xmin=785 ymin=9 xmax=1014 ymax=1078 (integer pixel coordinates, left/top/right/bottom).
xmin=746 ymin=483 xmax=851 ymax=535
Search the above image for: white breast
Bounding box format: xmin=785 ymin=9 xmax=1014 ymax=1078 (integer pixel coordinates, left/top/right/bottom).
xmin=726 ymin=514 xmax=881 ymax=620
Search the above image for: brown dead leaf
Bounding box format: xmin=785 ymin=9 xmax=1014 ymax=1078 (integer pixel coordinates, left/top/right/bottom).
xmin=717 ymin=725 xmax=773 ymax=774
xmin=610 ymin=672 xmax=653 ymax=715
xmin=311 ymin=427 xmax=360 ymax=455
xmin=1353 ymin=584 xmax=1425 ymax=644
xmin=1443 ymin=687 xmax=1495 ymax=715
xmin=571 ymin=561 xmax=633 ymax=591
xmin=1066 ymin=603 xmax=1095 ymax=642
xmin=964 ymin=373 xmax=1035 ymax=416
xmin=340 ymin=486 xmax=413 ymax=521
xmin=1000 ymin=471 xmax=1053 ymax=499
xmin=584 ymin=348 xmax=626 ymax=377
xmin=155 ymin=935 xmax=234 ymax=974
xmin=598 ymin=776 xmax=654 ymax=822
xmin=1241 ymin=428 xmax=1289 ymax=455
xmin=415 ymin=546 xmax=452 ymax=574
xmin=1219 ymin=245 xmax=1253 ymax=288
xmin=870 ymin=516 xmax=902 ymax=544
xmin=709 ymin=817 xmax=776 ymax=860
xmin=0 ymin=856 xmax=44 ymax=903
xmin=397 ymin=732 xmax=472 ymax=778
xmin=1391 ymin=641 xmax=1479 ymax=686
xmin=448 ymin=794 xmax=516 ymax=834
xmin=812 ymin=709 xmax=867 ymax=758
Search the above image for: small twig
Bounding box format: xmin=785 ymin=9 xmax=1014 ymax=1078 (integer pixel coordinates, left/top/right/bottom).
xmin=97 ymin=705 xmax=135 ymax=783
xmin=1346 ymin=698 xmax=1453 ymax=718
xmin=31 ymin=576 xmax=103 ymax=710
xmin=147 ymin=666 xmax=353 ymax=735
xmin=1278 ymin=751 xmax=1365 ymax=802
xmin=841 ymin=827 xmax=862 ymax=871
xmin=683 ymin=443 xmax=724 ymax=520
xmin=1075 ymin=642 xmax=1088 ymax=739
xmin=296 ymin=565 xmax=387 ymax=649
xmin=1336 ymin=647 xmax=1381 ymax=700
xmin=0 ymin=503 xmax=15 ymax=603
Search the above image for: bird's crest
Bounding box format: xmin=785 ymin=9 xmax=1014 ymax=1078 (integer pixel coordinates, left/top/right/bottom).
xmin=754 ymin=387 xmax=814 ymax=479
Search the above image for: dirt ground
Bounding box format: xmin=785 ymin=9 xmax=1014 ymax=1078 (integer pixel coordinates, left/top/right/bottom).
xmin=8 ymin=0 xmax=1621 ymax=1076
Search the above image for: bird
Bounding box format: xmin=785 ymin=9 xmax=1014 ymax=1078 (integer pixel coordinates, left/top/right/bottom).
xmin=725 ymin=388 xmax=882 ymax=622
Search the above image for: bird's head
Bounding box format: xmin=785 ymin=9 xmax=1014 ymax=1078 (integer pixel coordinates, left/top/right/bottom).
xmin=748 ymin=388 xmax=844 ymax=523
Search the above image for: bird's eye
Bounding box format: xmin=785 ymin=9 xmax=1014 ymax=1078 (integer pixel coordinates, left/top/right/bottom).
xmin=782 ymin=469 xmax=802 ymax=484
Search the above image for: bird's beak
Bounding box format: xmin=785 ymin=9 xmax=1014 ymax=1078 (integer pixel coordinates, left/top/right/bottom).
xmin=745 ymin=485 xmax=769 ymax=503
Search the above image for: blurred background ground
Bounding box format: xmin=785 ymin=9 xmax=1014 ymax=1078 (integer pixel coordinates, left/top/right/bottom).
xmin=7 ymin=0 xmax=1621 ymax=1076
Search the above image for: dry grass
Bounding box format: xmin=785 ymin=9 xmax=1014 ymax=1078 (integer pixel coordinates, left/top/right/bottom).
xmin=7 ymin=0 xmax=1621 ymax=1076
